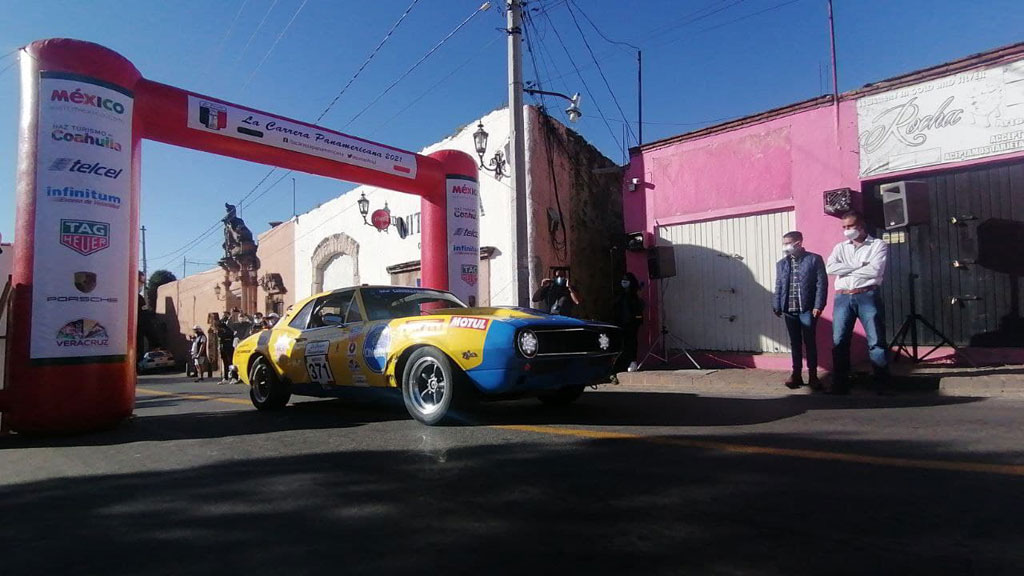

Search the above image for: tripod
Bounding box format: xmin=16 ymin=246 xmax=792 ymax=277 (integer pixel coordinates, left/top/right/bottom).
xmin=638 ymin=277 xmax=701 ymax=369
xmin=888 ymin=231 xmax=961 ymax=363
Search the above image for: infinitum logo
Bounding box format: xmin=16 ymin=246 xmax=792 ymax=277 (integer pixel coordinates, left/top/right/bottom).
xmin=49 ymin=158 xmax=123 ymax=180
xmin=46 ymin=185 xmax=122 ymax=209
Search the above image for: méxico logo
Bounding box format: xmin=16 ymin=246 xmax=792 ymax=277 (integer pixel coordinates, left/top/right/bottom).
xmin=60 ymin=219 xmax=110 ymax=255
xmin=56 ymin=318 xmax=109 ymax=348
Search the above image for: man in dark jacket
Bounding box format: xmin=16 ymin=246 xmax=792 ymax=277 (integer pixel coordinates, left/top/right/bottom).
xmin=773 ymin=231 xmax=828 ymax=390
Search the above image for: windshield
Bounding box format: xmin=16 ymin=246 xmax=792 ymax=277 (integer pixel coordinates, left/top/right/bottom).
xmin=360 ymin=287 xmax=466 ymax=321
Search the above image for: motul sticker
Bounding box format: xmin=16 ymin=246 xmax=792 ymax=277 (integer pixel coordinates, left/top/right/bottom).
xmin=449 ymin=316 xmax=489 ymax=331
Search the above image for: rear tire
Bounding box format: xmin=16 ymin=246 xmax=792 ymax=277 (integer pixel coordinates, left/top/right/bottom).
xmin=401 ymin=347 xmax=465 ymax=425
xmin=249 ymin=357 xmax=290 ymax=411
xmin=538 ymin=385 xmax=585 ymax=407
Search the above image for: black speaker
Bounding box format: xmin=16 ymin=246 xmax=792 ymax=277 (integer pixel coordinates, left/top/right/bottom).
xmin=880 ymin=181 xmax=929 ymax=229
xmin=647 ymin=246 xmax=676 ymax=279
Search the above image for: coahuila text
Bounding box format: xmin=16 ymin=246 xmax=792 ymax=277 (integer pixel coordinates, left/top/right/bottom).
xmin=52 ymin=128 xmax=122 ymax=151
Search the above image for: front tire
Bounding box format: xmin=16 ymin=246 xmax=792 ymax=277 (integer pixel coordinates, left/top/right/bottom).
xmin=538 ymin=385 xmax=585 ymax=406
xmin=401 ymin=347 xmax=463 ymax=425
xmin=249 ymin=357 xmax=291 ymax=411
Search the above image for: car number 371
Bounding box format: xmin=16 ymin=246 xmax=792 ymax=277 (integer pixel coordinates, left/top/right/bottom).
xmin=306 ymin=355 xmax=335 ymax=388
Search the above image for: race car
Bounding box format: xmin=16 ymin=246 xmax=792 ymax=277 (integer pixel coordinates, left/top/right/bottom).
xmin=233 ymin=285 xmax=622 ymax=425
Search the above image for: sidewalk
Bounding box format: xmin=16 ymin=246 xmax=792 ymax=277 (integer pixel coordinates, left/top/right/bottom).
xmin=612 ymin=365 xmax=1024 ymax=399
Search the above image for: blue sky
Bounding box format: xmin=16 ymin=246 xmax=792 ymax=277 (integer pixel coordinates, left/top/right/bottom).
xmin=1 ymin=0 xmax=1022 ymax=276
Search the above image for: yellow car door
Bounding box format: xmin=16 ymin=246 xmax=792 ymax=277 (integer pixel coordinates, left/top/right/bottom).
xmin=349 ymin=288 xmax=392 ymax=388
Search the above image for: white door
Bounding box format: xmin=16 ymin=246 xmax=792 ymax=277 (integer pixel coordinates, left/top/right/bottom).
xmin=657 ymin=210 xmax=794 ymax=353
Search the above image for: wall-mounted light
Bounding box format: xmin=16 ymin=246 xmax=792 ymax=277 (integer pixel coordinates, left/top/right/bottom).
xmin=523 ymin=88 xmax=583 ymax=123
xmin=357 ymin=192 xmax=370 ymax=224
xmin=628 ymin=177 xmax=641 ymax=192
xmin=473 ymin=122 xmax=509 ymax=180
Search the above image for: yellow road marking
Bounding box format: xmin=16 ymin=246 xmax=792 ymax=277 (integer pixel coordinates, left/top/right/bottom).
xmin=495 ymin=424 xmax=1024 ymax=478
xmin=137 ymin=387 xmax=251 ymax=405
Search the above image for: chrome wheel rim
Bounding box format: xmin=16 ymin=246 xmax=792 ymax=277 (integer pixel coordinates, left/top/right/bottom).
xmin=251 ymin=362 xmax=271 ymax=403
xmin=408 ymin=357 xmax=447 ymax=415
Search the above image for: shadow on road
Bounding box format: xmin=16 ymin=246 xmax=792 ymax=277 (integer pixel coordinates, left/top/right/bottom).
xmin=0 ymin=430 xmax=1021 ymax=576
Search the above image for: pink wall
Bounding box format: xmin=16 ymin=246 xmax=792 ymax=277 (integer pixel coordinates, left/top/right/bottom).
xmin=624 ymin=101 xmax=861 ymax=370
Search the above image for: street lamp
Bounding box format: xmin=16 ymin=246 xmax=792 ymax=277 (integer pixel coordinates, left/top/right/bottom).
xmin=357 ymin=192 xmax=371 ymax=225
xmin=473 ymin=122 xmax=509 ymax=180
xmin=523 ymin=89 xmax=582 ymax=123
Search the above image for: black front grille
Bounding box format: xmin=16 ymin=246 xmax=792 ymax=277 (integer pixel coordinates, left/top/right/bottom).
xmin=529 ymin=326 xmax=621 ymax=357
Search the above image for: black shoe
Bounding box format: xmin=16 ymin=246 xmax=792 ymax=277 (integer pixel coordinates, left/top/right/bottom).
xmin=784 ymin=373 xmax=803 ymax=389
xmin=807 ymin=375 xmax=823 ymax=391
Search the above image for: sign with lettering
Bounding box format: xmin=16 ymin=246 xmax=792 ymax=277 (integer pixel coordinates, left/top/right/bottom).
xmin=445 ymin=176 xmax=480 ymax=306
xmin=858 ymin=58 xmax=1024 ymax=177
xmin=33 ymin=72 xmax=133 ymax=361
xmin=187 ymin=95 xmax=418 ymax=179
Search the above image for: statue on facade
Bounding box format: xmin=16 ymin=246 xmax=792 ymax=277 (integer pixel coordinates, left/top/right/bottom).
xmin=218 ymin=203 xmax=261 ymax=315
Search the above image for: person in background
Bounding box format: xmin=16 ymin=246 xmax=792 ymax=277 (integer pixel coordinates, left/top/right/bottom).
xmin=773 ymin=231 xmax=828 ymax=391
xmin=826 ymin=212 xmax=890 ymax=394
xmin=613 ymin=272 xmax=645 ymax=373
xmin=532 ymin=268 xmax=582 ymax=317
xmin=190 ymin=325 xmax=208 ymax=382
xmin=215 ymin=318 xmax=236 ymax=384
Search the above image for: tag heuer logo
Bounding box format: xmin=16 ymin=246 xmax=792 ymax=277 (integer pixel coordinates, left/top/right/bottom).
xmin=60 ymin=219 xmax=109 ymax=255
xmin=74 ymin=271 xmax=97 ymax=293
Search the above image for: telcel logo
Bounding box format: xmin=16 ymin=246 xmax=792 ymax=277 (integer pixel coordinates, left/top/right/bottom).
xmin=49 ymin=158 xmax=124 ymax=180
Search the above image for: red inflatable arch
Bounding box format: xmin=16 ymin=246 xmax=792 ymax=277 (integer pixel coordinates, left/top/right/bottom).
xmin=1 ymin=39 xmax=479 ymax=433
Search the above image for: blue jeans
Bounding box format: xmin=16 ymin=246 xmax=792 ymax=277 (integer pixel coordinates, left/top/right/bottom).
xmin=832 ymin=289 xmax=889 ymax=380
xmin=783 ymin=311 xmax=818 ymax=374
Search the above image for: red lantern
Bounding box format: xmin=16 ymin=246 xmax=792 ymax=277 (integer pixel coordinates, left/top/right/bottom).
xmin=371 ymin=208 xmax=391 ymax=231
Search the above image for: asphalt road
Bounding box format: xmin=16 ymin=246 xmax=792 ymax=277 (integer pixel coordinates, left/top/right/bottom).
xmin=2 ymin=371 xmax=1023 ymax=575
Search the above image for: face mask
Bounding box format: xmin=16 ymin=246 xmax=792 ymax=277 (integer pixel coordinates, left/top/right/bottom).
xmin=555 ymin=277 xmax=566 ymax=286
xmin=621 ymin=280 xmax=631 ymax=288
xmin=782 ymin=244 xmax=796 ymax=255
xmin=843 ymin=229 xmax=860 ymax=240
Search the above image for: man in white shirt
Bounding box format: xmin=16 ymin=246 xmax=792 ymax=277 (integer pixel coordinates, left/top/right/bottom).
xmin=826 ymin=212 xmax=889 ymax=394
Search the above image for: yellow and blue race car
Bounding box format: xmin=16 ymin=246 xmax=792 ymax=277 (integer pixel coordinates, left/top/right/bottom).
xmin=233 ymin=285 xmax=622 ymax=425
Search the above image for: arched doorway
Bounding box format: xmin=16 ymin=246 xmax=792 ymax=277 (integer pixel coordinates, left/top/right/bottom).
xmin=311 ymin=233 xmax=360 ymax=293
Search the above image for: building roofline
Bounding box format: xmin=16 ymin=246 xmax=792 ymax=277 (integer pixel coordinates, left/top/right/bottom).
xmin=634 ymin=41 xmax=1024 ymax=154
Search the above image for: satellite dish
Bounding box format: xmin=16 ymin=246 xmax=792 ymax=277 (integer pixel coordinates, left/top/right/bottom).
xmin=396 ymin=217 xmax=409 ymax=239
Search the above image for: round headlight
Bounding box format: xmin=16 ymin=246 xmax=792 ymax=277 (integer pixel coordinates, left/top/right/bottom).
xmin=598 ymin=333 xmax=610 ymax=351
xmin=518 ymin=330 xmax=539 ymax=357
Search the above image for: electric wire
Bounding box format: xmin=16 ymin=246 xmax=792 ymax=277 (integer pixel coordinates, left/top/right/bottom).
xmin=241 ymin=0 xmax=310 ymax=90
xmin=196 ymin=0 xmax=251 ymax=84
xmin=369 ymin=34 xmax=502 ymax=135
xmin=649 ymin=0 xmax=807 ymax=51
xmin=315 ymin=0 xmax=420 ymax=124
xmin=342 ymin=2 xmax=491 ymax=129
xmin=539 ymin=6 xmax=623 ymax=157
xmin=564 ymin=0 xmax=637 ymax=144
xmin=235 ymin=0 xmax=281 ymax=63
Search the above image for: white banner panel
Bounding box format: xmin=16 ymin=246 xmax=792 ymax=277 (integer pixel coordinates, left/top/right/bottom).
xmin=858 ymin=58 xmax=1024 ymax=177
xmin=186 ymin=95 xmax=417 ymax=179
xmin=32 ymin=72 xmax=134 ymax=361
xmin=445 ymin=176 xmax=480 ymax=306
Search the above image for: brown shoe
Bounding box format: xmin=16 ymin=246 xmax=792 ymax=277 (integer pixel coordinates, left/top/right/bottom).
xmin=784 ymin=374 xmax=803 ymax=389
xmin=807 ymin=375 xmax=823 ymax=391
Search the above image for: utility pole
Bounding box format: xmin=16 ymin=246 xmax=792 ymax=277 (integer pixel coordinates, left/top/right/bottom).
xmin=140 ymin=225 xmax=148 ymax=282
xmin=507 ymin=0 xmax=529 ymax=307
xmin=637 ymin=49 xmax=643 ymax=146
xmin=827 ymin=0 xmax=840 ymax=142
xmin=183 ymin=256 xmax=186 ymax=278
xmin=291 ymin=177 xmax=296 ymax=218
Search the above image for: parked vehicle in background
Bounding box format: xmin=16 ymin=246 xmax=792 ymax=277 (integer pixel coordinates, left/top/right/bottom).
xmin=137 ymin=349 xmax=176 ymax=373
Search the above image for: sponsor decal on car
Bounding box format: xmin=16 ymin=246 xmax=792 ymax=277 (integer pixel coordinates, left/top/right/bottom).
xmin=347 ymin=341 xmax=357 ymax=356
xmin=461 ymin=350 xmax=479 ymax=360
xmin=401 ymin=319 xmax=446 ymax=335
xmin=363 ymin=324 xmax=390 ymax=374
xmin=305 ymin=340 xmax=330 ymax=356
xmin=449 ymin=316 xmax=489 ymax=331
